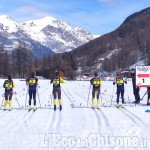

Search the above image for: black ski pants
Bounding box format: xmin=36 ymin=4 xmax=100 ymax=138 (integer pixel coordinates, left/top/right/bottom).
xmin=117 ymin=87 xmax=124 ymax=104
xmin=29 ymin=87 xmax=36 ymax=106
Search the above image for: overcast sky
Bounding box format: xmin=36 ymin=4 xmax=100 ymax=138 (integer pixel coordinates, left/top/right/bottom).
xmin=0 ymin=0 xmax=150 ymax=35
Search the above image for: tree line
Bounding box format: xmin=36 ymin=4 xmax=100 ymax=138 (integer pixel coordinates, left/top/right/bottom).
xmin=0 ymin=41 xmax=32 ymax=78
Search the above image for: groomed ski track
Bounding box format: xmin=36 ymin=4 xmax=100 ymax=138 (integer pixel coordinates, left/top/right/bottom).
xmin=0 ymin=79 xmax=150 ymax=150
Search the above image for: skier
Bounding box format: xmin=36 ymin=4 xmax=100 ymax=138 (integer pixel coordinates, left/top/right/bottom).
xmin=3 ymin=75 xmax=15 ymax=111
xmin=113 ymin=72 xmax=127 ymax=108
xmin=90 ymin=72 xmax=102 ymax=109
xmin=26 ymin=72 xmax=39 ymax=111
xmin=50 ymin=72 xmax=65 ymax=111
xmin=131 ymin=69 xmax=140 ymax=104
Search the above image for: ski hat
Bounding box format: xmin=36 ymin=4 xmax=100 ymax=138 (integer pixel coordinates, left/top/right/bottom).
xmin=131 ymin=69 xmax=135 ymax=72
xmin=8 ymin=75 xmax=11 ymax=81
xmin=94 ymin=72 xmax=98 ymax=77
xmin=31 ymin=72 xmax=35 ymax=78
xmin=117 ymin=72 xmax=122 ymax=77
xmin=56 ymin=72 xmax=59 ymax=76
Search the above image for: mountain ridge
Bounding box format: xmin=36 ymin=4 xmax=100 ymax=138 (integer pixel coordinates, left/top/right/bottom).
xmin=0 ymin=15 xmax=98 ymax=56
xmin=62 ymin=7 xmax=150 ymax=73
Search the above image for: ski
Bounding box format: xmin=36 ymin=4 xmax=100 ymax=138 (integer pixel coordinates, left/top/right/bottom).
xmin=8 ymin=108 xmax=13 ymax=111
xmin=33 ymin=108 xmax=37 ymax=112
xmin=97 ymin=108 xmax=100 ymax=111
xmin=121 ymin=107 xmax=126 ymax=110
xmin=28 ymin=109 xmax=32 ymax=112
xmin=114 ymin=105 xmax=126 ymax=110
xmin=114 ymin=105 xmax=120 ymax=110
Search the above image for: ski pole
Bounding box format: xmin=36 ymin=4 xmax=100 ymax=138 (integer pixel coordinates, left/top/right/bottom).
xmin=87 ymin=85 xmax=91 ymax=107
xmin=1 ymin=95 xmax=5 ymax=107
xmin=100 ymin=86 xmax=102 ymax=107
xmin=110 ymin=84 xmax=115 ymax=106
xmin=141 ymin=90 xmax=149 ymax=101
xmin=13 ymin=90 xmax=21 ymax=109
xmin=37 ymin=87 xmax=41 ymax=108
xmin=61 ymin=86 xmax=75 ymax=108
xmin=125 ymin=84 xmax=131 ymax=107
xmin=25 ymin=86 xmax=28 ymax=108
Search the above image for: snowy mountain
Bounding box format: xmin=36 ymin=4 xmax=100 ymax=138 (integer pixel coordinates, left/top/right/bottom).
xmin=0 ymin=15 xmax=98 ymax=56
xmin=21 ymin=16 xmax=98 ymax=53
xmin=0 ymin=15 xmax=55 ymax=58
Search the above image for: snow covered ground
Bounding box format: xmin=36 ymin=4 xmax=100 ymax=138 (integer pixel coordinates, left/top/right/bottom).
xmin=0 ymin=79 xmax=150 ymax=150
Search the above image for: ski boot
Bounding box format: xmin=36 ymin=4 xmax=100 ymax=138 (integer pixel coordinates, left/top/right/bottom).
xmin=33 ymin=107 xmax=37 ymax=112
xmin=91 ymin=105 xmax=94 ymax=110
xmin=8 ymin=107 xmax=12 ymax=111
xmin=97 ymin=105 xmax=99 ymax=110
xmin=28 ymin=106 xmax=32 ymax=111
xmin=54 ymin=105 xmax=56 ymax=111
xmin=116 ymin=104 xmax=120 ymax=109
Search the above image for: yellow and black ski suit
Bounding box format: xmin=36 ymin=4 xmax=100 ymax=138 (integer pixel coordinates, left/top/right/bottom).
xmin=51 ymin=77 xmax=65 ymax=105
xmin=90 ymin=77 xmax=102 ymax=105
xmin=113 ymin=77 xmax=127 ymax=104
xmin=3 ymin=80 xmax=15 ymax=109
xmin=28 ymin=77 xmax=38 ymax=106
xmin=3 ymin=80 xmax=15 ymax=101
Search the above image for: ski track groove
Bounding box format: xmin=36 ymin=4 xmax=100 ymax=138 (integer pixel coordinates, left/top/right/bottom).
xmin=125 ymin=108 xmax=150 ymax=129
xmin=6 ymin=110 xmax=29 ymax=135
xmin=0 ymin=110 xmax=9 ymax=117
xmin=48 ymin=111 xmax=56 ymax=132
xmin=16 ymin=111 xmax=34 ymax=129
xmin=55 ymin=111 xmax=62 ymax=133
xmin=119 ymin=108 xmax=150 ymax=134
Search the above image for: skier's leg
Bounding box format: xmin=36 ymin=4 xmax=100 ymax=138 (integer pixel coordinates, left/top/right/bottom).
xmin=9 ymin=93 xmax=12 ymax=110
xmin=33 ymin=88 xmax=36 ymax=109
xmin=116 ymin=88 xmax=120 ymax=105
xmin=92 ymin=89 xmax=95 ymax=108
xmin=148 ymin=88 xmax=150 ymax=105
xmin=97 ymin=89 xmax=100 ymax=109
xmin=58 ymin=88 xmax=61 ymax=103
xmin=29 ymin=89 xmax=32 ymax=109
xmin=121 ymin=88 xmax=125 ymax=108
xmin=4 ymin=93 xmax=8 ymax=109
xmin=53 ymin=88 xmax=57 ymax=111
xmin=58 ymin=88 xmax=62 ymax=111
xmin=136 ymin=87 xmax=140 ymax=103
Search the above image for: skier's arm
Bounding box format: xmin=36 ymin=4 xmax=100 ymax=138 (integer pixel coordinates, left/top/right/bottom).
xmin=100 ymin=79 xmax=102 ymax=86
xmin=124 ymin=77 xmax=127 ymax=84
xmin=3 ymin=81 xmax=6 ymax=88
xmin=13 ymin=81 xmax=15 ymax=88
xmin=50 ymin=78 xmax=53 ymax=84
xmin=90 ymin=78 xmax=93 ymax=85
xmin=26 ymin=77 xmax=30 ymax=86
xmin=60 ymin=77 xmax=65 ymax=83
xmin=36 ymin=78 xmax=39 ymax=86
xmin=113 ymin=78 xmax=116 ymax=85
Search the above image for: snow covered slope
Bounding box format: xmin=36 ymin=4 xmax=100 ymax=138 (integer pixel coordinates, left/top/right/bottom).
xmin=21 ymin=17 xmax=98 ymax=53
xmin=0 ymin=79 xmax=150 ymax=150
xmin=0 ymin=15 xmax=98 ymax=54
